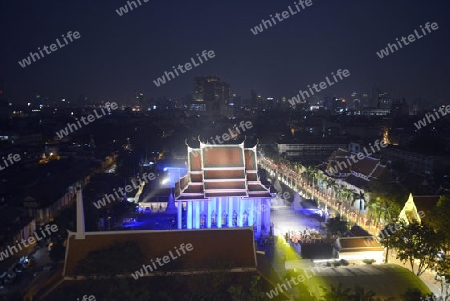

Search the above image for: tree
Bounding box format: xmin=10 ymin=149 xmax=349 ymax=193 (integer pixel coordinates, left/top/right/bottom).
xmin=393 ymin=222 xmax=441 ymax=276
xmin=74 ymin=240 xmax=144 ymax=276
xmin=228 ymin=276 xmax=266 ymax=301
xmin=320 ymin=283 xmax=378 ymax=301
xmin=429 ymin=196 xmax=450 ymax=250
xmin=434 ymin=256 xmax=450 ymax=301
xmin=326 ymin=217 xmax=349 ymax=236
xmin=367 ymin=173 xmax=408 ymax=218
xmin=283 ymin=269 xmax=316 ymax=301
xmin=378 ymin=221 xmax=403 ymax=263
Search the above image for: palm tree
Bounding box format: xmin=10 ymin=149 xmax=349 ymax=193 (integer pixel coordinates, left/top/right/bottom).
xmin=307 ymin=166 xmax=319 ymax=200
xmin=351 ymin=191 xmax=366 ymax=224
xmin=316 ymin=171 xmax=326 ymax=195
xmin=366 ymin=198 xmax=379 ymax=232
xmin=301 ymin=169 xmax=312 ymax=197
xmin=339 ymin=187 xmax=355 ymax=221
xmin=350 ymin=191 xmax=359 ymax=209
xmin=322 ymin=177 xmax=332 ymax=206
xmin=329 ymin=179 xmax=339 ymax=205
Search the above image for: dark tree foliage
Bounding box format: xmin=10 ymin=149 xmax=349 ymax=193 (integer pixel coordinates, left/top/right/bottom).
xmin=325 ymin=217 xmax=349 ymax=235
xmin=74 ymin=240 xmax=144 ymax=276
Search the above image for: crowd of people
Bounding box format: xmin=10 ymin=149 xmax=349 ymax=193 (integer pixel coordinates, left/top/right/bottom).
xmin=286 ymin=228 xmax=324 ymax=244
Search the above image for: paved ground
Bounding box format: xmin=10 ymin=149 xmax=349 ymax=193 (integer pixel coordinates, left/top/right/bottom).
xmin=270 ymin=205 xmax=324 ymax=237
xmin=0 ymin=244 xmax=52 ymax=297
xmin=266 ymin=217 xmax=432 ymax=300
xmin=261 ymin=163 xmax=441 ymax=299
xmin=387 ymin=250 xmax=441 ymax=297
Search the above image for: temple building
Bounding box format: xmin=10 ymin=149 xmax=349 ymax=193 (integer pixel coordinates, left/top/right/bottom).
xmin=174 ymin=141 xmax=272 ymax=238
xmin=398 ymin=193 xmax=438 ymax=225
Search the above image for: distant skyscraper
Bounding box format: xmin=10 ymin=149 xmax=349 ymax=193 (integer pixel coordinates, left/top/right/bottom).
xmin=250 ymin=90 xmax=257 ymax=109
xmin=378 ymin=91 xmax=392 ymax=109
xmin=135 ymin=91 xmax=145 ymax=107
xmin=324 ymin=95 xmax=332 ymax=110
xmin=371 ymin=87 xmax=380 ymax=108
xmin=361 ymin=91 xmax=369 ymax=108
xmin=192 ymin=76 xmax=230 ymax=113
xmin=391 ymin=98 xmax=409 ymax=116
xmin=371 ymin=87 xmax=392 ymax=109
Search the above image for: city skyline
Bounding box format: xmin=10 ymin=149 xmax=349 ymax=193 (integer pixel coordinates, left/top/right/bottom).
xmin=0 ymin=0 xmax=449 ymax=105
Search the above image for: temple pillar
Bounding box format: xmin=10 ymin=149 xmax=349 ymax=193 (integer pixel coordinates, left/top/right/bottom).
xmin=178 ymin=200 xmax=182 ymax=230
xmin=228 ymin=197 xmax=233 ymax=227
xmin=263 ymin=198 xmax=270 ymax=235
xmin=194 ymin=201 xmax=200 ymax=229
xmin=218 ymin=197 xmax=222 ymax=228
xmin=248 ymin=199 xmax=254 ymax=228
xmin=207 ymin=199 xmax=212 ymax=228
xmin=238 ymin=198 xmax=244 ymax=227
xmin=256 ymin=199 xmax=262 ymax=237
xmin=187 ymin=202 xmax=192 ymax=229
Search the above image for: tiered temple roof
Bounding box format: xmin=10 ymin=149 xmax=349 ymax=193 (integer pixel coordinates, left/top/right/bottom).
xmin=326 ymin=148 xmax=386 ymax=186
xmin=175 ymin=142 xmax=271 ymax=200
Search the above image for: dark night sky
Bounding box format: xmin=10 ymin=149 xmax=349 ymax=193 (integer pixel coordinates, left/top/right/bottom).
xmin=1 ymin=0 xmax=449 ymax=104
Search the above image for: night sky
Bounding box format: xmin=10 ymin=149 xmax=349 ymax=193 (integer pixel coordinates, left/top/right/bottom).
xmin=1 ymin=0 xmax=449 ymax=104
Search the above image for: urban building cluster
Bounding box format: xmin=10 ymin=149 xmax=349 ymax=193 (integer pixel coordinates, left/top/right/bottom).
xmin=0 ymin=74 xmax=449 ymax=299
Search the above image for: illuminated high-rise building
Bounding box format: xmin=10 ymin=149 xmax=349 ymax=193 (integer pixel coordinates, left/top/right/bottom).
xmin=192 ymin=76 xmax=230 ymax=112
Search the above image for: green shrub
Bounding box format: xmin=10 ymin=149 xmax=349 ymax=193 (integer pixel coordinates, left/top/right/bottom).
xmin=333 ymin=261 xmax=341 ymax=267
xmin=362 ymin=259 xmax=375 ymax=265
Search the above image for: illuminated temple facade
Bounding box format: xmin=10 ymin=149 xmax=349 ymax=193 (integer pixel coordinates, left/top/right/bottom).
xmin=174 ymin=142 xmax=272 ymax=238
